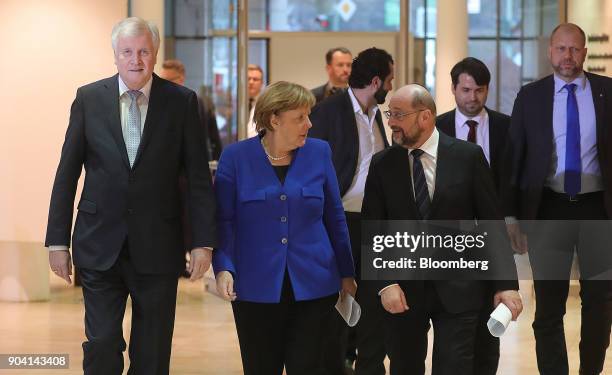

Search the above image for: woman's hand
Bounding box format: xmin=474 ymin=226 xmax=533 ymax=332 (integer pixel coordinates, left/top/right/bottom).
xmin=216 ymin=271 xmax=237 ymax=301
xmin=340 ymin=277 xmax=357 ymax=301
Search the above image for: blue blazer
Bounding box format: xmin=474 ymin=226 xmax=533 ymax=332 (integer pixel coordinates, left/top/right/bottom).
xmin=213 ymin=136 xmax=355 ymax=303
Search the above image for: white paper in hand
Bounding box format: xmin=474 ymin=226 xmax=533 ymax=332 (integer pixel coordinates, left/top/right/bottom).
xmin=335 ymin=293 xmax=361 ymax=327
xmin=487 ymin=303 xmax=512 ymax=337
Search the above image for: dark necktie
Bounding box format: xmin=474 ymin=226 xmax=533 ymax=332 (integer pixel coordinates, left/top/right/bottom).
xmin=411 ymin=149 xmax=431 ymax=219
xmin=564 ymin=83 xmax=581 ymax=197
xmin=249 ymin=97 xmax=254 ymax=111
xmin=466 ymin=120 xmax=478 ymax=143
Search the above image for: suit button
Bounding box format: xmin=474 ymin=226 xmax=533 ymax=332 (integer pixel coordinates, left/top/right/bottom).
xmin=280 ymin=216 xmax=287 ymax=223
xmin=280 ymin=194 xmax=287 ymax=201
xmin=281 ymin=238 xmax=288 ymax=245
xmin=127 ymin=209 xmax=134 ymax=214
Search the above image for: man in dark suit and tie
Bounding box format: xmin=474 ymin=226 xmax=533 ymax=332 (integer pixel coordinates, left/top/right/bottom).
xmin=436 ymin=57 xmax=510 ymax=375
xmin=45 ymin=17 xmax=216 ymax=375
xmin=503 ymin=23 xmax=612 ymax=375
xmin=311 ymin=47 xmax=353 ymax=104
xmin=310 ymin=47 xmax=393 ymax=375
xmin=363 ymin=84 xmax=522 ymax=375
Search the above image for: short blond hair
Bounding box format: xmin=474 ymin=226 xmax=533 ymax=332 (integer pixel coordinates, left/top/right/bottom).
xmin=254 ymin=81 xmax=315 ymax=133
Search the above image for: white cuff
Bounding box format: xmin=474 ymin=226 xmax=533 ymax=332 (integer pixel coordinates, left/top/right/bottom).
xmin=48 ymin=246 xmax=69 ymax=251
xmin=378 ymin=283 xmax=399 ymax=296
xmin=504 ymin=216 xmax=518 ymax=225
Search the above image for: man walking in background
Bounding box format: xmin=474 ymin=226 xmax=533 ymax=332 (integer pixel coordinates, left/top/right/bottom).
xmin=312 ymin=47 xmax=353 ymax=104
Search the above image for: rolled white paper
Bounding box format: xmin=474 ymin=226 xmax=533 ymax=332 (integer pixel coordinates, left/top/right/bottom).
xmin=487 ymin=303 xmax=512 ymax=337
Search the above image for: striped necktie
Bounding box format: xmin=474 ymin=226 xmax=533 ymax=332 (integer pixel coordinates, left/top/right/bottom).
xmin=411 ymin=149 xmax=431 ymax=219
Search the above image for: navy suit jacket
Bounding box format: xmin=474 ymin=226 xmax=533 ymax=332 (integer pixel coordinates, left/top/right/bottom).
xmin=502 ymin=72 xmax=612 ymax=219
xmin=213 ymin=136 xmax=355 ymax=303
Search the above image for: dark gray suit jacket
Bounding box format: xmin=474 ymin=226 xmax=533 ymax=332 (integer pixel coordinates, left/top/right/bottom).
xmin=45 ymin=74 xmax=217 ymax=274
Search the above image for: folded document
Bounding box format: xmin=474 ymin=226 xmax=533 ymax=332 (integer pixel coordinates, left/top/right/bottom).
xmin=335 ymin=293 xmax=361 ymax=327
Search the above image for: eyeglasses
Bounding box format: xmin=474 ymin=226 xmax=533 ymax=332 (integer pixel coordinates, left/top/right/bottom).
xmin=383 ymin=109 xmax=423 ymax=120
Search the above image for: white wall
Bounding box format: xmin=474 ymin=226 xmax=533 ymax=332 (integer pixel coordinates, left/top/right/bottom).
xmin=0 ymin=0 xmax=127 ymax=243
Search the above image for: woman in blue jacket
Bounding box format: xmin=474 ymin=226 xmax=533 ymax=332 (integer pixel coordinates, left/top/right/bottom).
xmin=213 ymin=81 xmax=356 ymax=375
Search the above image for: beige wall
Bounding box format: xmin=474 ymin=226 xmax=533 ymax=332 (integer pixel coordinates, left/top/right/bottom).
xmin=0 ymin=0 xmax=126 ymax=243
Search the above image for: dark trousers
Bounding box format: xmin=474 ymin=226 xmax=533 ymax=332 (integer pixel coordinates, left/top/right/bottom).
xmin=78 ymin=245 xmax=179 ymax=375
xmin=472 ymin=289 xmax=499 ymax=375
xmin=529 ymin=189 xmax=612 ymax=375
xmin=232 ymin=272 xmax=337 ymax=375
xmin=321 ymin=212 xmax=387 ymax=375
xmin=385 ymin=283 xmax=480 ymax=375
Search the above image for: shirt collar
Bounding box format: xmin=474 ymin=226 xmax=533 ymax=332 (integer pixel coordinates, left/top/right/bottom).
xmin=348 ymin=87 xmax=379 ymax=118
xmin=455 ymin=107 xmax=487 ymax=129
xmin=554 ymin=72 xmax=586 ymax=94
xmin=409 ymin=127 xmax=439 ymax=159
xmin=118 ymin=74 xmax=153 ymax=100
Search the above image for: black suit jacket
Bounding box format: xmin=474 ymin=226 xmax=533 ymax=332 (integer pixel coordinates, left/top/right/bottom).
xmin=436 ymin=107 xmax=510 ymax=193
xmin=502 ymin=72 xmax=612 ymax=219
xmin=361 ymin=132 xmax=518 ymax=313
xmin=311 ymin=83 xmax=327 ymax=104
xmin=45 ymin=74 xmax=217 ymax=274
xmin=309 ymin=90 xmax=390 ymax=197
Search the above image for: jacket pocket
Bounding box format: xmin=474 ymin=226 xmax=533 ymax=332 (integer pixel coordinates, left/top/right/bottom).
xmin=77 ymin=199 xmax=97 ymax=214
xmin=239 ymin=189 xmax=267 ymax=202
xmin=301 ymin=187 xmax=323 ymax=199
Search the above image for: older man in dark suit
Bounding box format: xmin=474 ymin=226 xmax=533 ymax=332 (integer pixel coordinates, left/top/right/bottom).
xmin=45 ymin=17 xmax=216 ymax=375
xmin=363 ymin=84 xmax=522 ymax=375
xmin=503 ymin=23 xmax=612 ymax=375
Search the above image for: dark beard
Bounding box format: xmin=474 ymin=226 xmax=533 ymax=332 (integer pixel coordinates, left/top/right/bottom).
xmin=374 ymin=86 xmax=388 ymax=104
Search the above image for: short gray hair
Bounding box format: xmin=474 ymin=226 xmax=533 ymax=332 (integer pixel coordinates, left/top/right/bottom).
xmin=111 ymin=17 xmax=160 ymax=53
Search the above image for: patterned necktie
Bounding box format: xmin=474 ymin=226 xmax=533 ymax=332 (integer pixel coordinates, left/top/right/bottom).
xmin=466 ymin=120 xmax=478 ymax=143
xmin=563 ymin=83 xmax=581 ymax=197
xmin=126 ymin=90 xmax=142 ymax=167
xmin=411 ymin=149 xmax=431 ymax=219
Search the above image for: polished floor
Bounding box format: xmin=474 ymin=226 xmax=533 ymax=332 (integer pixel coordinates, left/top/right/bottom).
xmin=0 ymin=275 xmax=611 ymax=374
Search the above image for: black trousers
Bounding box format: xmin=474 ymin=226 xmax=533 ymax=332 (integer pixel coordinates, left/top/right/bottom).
xmin=78 ymin=245 xmax=179 ymax=375
xmin=232 ymin=272 xmax=337 ymax=375
xmin=472 ymin=288 xmax=499 ymax=375
xmin=529 ymin=189 xmax=612 ymax=375
xmin=385 ymin=283 xmax=480 ymax=375
xmin=320 ymin=212 xmax=387 ymax=375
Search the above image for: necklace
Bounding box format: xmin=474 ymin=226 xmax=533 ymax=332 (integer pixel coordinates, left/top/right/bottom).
xmin=261 ymin=138 xmax=290 ymax=161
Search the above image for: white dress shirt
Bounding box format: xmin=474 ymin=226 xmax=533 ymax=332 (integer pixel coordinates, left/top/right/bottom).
xmin=342 ymin=88 xmax=386 ymax=212
xmin=454 ymin=108 xmax=490 ymax=164
xmin=49 ymin=75 xmax=152 ymax=251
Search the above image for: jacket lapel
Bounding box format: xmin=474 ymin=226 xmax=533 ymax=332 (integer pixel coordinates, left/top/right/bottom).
xmin=375 ymin=110 xmax=390 ymax=147
xmin=486 ymin=108 xmax=502 ymax=171
xmin=428 ymin=133 xmax=454 ymax=217
xmin=103 ymin=75 xmax=130 ymax=169
xmin=439 ymin=110 xmax=457 ymax=137
xmin=385 ymin=146 xmax=420 ymax=219
xmin=541 ymin=75 xmax=555 ymax=159
xmin=585 ymin=72 xmax=607 ymax=157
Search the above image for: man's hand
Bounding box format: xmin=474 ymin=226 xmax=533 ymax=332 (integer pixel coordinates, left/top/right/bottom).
xmin=215 ymin=271 xmax=236 ymax=301
xmin=380 ymin=284 xmax=409 ymax=314
xmin=49 ymin=250 xmax=72 ymax=284
xmin=188 ymin=247 xmax=212 ymax=281
xmin=506 ymin=222 xmax=528 ymax=254
xmin=494 ymin=290 xmax=523 ymax=321
xmin=340 ymin=277 xmax=357 ymax=301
